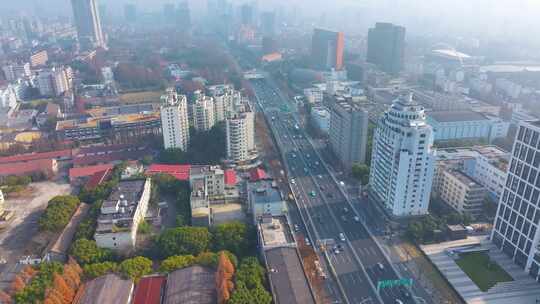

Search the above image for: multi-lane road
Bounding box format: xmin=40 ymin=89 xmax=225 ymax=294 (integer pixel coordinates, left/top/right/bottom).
xmin=250 ymin=77 xmax=418 ymax=304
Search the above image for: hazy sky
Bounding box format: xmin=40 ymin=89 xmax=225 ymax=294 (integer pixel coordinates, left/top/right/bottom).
xmin=2 ymin=0 xmax=540 ymax=43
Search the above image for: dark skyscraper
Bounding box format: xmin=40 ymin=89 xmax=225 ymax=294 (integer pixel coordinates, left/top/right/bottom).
xmin=260 ymin=11 xmax=276 ymax=37
xmin=311 ymin=28 xmax=344 ymax=71
xmin=240 ymin=3 xmax=254 ymax=26
xmin=367 ymin=22 xmax=406 ymax=75
xmin=124 ymin=4 xmax=137 ymax=23
xmin=71 ymin=0 xmax=105 ymax=49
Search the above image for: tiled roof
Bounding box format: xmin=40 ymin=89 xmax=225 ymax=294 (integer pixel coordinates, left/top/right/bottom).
xmin=0 ymin=159 xmax=55 ymax=176
xmin=0 ymin=149 xmax=72 ymax=164
xmin=146 ymin=164 xmax=191 ymax=181
xmin=84 ymin=169 xmax=112 ymax=189
xmin=250 ymin=167 xmax=267 ymax=182
xmin=133 ymin=276 xmax=166 ymax=304
xmin=72 ymin=149 xmax=150 ymax=167
xmin=69 ymin=164 xmax=114 ymax=180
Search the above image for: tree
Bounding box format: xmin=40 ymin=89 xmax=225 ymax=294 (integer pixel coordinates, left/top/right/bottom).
xmin=228 ymin=281 xmax=272 ymax=304
xmin=52 ymin=273 xmax=74 ymax=303
xmin=39 ymin=195 xmax=80 ymax=232
xmin=119 ymin=257 xmax=153 ymax=283
xmin=211 ymin=222 xmax=249 ymax=257
xmin=159 ymin=255 xmax=195 ymax=273
xmin=10 ymin=275 xmax=26 ymax=294
xmin=216 ymin=252 xmax=235 ymax=304
xmin=195 ymin=252 xmax=218 ymax=268
xmin=0 ymin=290 xmax=11 ymax=304
xmin=83 ymin=262 xmax=118 ymax=279
xmin=351 ymin=163 xmax=370 ymax=185
xmin=157 ymin=227 xmax=210 ymax=257
xmin=235 ymin=257 xmax=266 ymax=290
xmin=70 ymin=239 xmax=112 ymax=265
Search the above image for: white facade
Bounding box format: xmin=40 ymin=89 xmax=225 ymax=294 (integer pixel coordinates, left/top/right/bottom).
xmin=369 ymin=93 xmax=436 ymax=217
xmin=94 ymin=179 xmax=151 ymax=252
xmin=0 ymin=86 xmax=18 ymax=109
xmin=226 ymin=110 xmax=255 ymax=163
xmin=491 ymin=121 xmax=540 ymax=279
xmin=464 ymin=151 xmax=509 ymax=200
xmin=161 ymin=90 xmax=190 ymax=151
xmin=192 ymin=95 xmax=216 ymax=132
xmin=0 ymin=189 xmax=4 ymax=215
xmin=190 ymin=166 xmax=226 ymax=198
xmin=437 ymin=169 xmax=486 ymax=218
xmin=36 ymin=67 xmax=72 ymax=97
xmin=2 ymin=63 xmax=30 ymax=82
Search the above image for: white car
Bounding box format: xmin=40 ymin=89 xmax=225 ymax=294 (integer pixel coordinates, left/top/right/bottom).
xmin=339 ymin=233 xmax=346 ymax=241
xmin=353 ymin=216 xmax=360 ymax=222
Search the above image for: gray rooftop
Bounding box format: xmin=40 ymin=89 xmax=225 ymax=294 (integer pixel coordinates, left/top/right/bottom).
xmin=74 ymin=274 xmax=133 ymax=304
xmin=428 ymin=110 xmax=488 ymax=123
xmin=164 ymin=266 xmax=216 ymax=304
xmin=249 ymin=180 xmax=282 ymax=205
xmin=265 ymin=247 xmax=316 ymax=304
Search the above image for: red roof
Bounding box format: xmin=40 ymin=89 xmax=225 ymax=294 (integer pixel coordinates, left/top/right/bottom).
xmin=133 ymin=276 xmax=166 ymax=304
xmin=250 ymin=168 xmax=267 ymax=182
xmin=84 ymin=169 xmax=112 ymax=189
xmin=146 ymin=164 xmax=191 ymax=181
xmin=0 ymin=159 xmax=56 ymax=176
xmin=224 ymin=169 xmax=237 ymax=186
xmin=69 ymin=164 xmax=114 ymax=181
xmin=0 ymin=149 xmax=72 ymax=165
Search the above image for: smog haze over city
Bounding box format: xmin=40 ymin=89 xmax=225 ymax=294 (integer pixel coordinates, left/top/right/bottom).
xmin=1 ymin=1 xmax=540 ymax=304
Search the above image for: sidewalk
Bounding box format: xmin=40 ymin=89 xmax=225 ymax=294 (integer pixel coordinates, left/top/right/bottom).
xmin=421 ymin=237 xmax=540 ymax=304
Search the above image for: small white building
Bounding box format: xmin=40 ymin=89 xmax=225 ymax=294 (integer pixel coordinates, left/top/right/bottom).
xmin=303 ymin=87 xmax=323 ymax=104
xmin=437 ymin=169 xmax=487 ymax=218
xmin=94 ymin=179 xmax=151 ymax=252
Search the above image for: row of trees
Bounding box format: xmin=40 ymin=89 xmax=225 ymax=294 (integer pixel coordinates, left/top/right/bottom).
xmin=38 ymin=196 xmax=80 ymax=232
xmin=7 ymin=259 xmax=83 ymax=304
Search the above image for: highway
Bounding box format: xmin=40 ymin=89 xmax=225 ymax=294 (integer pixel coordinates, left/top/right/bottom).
xmin=250 ymin=77 xmax=416 ymax=304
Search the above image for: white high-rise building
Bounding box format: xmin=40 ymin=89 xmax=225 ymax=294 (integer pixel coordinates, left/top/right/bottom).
xmin=192 ymin=95 xmax=216 ymax=132
xmin=491 ymin=120 xmax=540 ymax=279
xmin=226 ymin=104 xmax=255 ymax=164
xmin=2 ymin=62 xmax=31 ymax=82
xmin=369 ymin=93 xmax=436 ymax=217
xmin=36 ymin=67 xmax=73 ymax=97
xmin=161 ymin=89 xmax=190 ymax=151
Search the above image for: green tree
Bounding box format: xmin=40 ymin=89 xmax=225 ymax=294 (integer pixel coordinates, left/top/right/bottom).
xmin=228 ymin=281 xmax=272 ymax=304
xmin=159 ymin=255 xmax=195 ymax=273
xmin=351 ymin=163 xmax=370 ymax=185
xmin=39 ymin=195 xmax=80 ymax=232
xmin=235 ymin=257 xmax=266 ymax=289
xmin=157 ymin=226 xmax=210 ymax=257
xmin=138 ymin=220 xmax=152 ymax=234
xmin=13 ymin=262 xmax=63 ymax=303
xmin=175 ymin=214 xmax=185 ymax=227
xmin=195 ymin=252 xmax=218 ymax=268
xmin=211 ymin=222 xmax=249 ymax=257
xmin=70 ymin=239 xmax=112 ymax=265
xmin=119 ymin=256 xmax=153 ymax=282
xmin=83 ymin=262 xmax=118 ymax=279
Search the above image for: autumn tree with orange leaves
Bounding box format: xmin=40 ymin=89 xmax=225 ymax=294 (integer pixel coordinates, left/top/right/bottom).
xmin=9 ymin=275 xmax=25 ymax=294
xmin=216 ymin=251 xmax=235 ymax=304
xmin=0 ymin=290 xmax=12 ymax=304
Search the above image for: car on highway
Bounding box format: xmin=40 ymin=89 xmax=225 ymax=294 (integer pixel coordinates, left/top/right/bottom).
xmin=293 ymin=224 xmax=300 ymax=232
xmin=318 ymin=175 xmax=323 ymax=179
xmin=343 ymin=207 xmax=349 ymax=213
xmin=305 ymin=237 xmax=311 ymax=246
xmin=290 ymin=179 xmax=296 ymax=184
xmin=304 ymin=167 xmax=308 ymax=173
xmin=377 ymin=262 xmax=385 ymax=270
xmin=309 ymin=191 xmax=317 ymax=197
xmin=315 ymin=161 xmax=320 ymax=165
xmin=339 ymin=181 xmax=346 ymax=186
xmin=338 ymin=233 xmax=346 ymax=241
xmin=353 ymin=216 xmax=360 ymax=222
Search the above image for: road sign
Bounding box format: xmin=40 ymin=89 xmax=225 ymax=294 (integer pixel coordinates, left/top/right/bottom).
xmin=376 ymin=278 xmax=413 ymax=292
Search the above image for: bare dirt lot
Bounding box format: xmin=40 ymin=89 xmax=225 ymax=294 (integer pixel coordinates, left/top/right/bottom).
xmin=0 ymin=181 xmax=71 ymax=289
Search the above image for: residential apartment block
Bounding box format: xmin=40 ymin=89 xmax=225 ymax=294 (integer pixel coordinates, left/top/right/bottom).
xmin=161 ymin=89 xmax=190 ymax=151
xmin=437 ymin=169 xmax=487 ymax=218
xmin=369 ymin=94 xmax=436 ymax=217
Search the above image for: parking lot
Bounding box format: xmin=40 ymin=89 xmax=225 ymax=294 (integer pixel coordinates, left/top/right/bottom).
xmin=0 ymin=181 xmax=71 ymax=289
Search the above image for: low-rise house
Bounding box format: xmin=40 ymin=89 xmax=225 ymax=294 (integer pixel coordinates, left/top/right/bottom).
xmin=73 ymin=274 xmax=134 ymax=304
xmin=146 ymin=164 xmax=191 ymax=181
xmin=437 ymin=169 xmax=487 ymax=218
xmin=132 ymin=275 xmax=166 ymax=304
xmin=248 ymin=179 xmax=286 ymax=224
xmin=69 ymin=164 xmax=114 ymax=184
xmin=94 ymin=179 xmax=151 ymax=252
xmin=0 ymin=158 xmax=58 ymax=181
xmin=163 ymin=266 xmax=216 ymax=304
